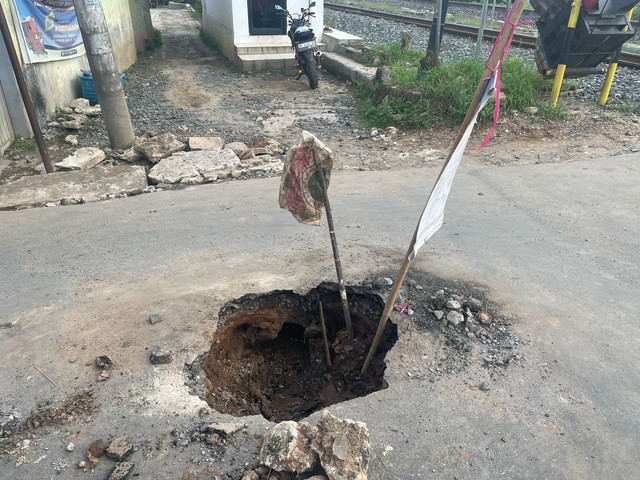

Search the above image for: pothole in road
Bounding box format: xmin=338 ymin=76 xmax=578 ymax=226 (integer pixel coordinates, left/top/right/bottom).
xmin=202 ymin=283 xmax=398 ymax=422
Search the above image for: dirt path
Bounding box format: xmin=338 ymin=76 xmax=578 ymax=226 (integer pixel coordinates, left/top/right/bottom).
xmin=148 ymin=8 xmax=640 ymax=173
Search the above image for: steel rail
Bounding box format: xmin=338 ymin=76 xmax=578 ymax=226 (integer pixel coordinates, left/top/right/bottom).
xmin=325 ymin=2 xmax=640 ymax=68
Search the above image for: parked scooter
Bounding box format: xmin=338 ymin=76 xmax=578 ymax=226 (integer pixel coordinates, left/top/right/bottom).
xmin=275 ymin=2 xmax=322 ymax=89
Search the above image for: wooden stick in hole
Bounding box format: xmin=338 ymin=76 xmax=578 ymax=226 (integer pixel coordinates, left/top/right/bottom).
xmin=319 ymin=301 xmax=332 ymax=368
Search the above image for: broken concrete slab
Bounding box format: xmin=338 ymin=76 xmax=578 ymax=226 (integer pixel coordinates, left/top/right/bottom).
xmin=135 ymin=133 xmax=185 ymax=163
xmin=224 ymin=141 xmax=249 ymax=157
xmin=106 ymin=436 xmax=133 ymax=461
xmin=55 ymin=147 xmax=106 ymax=171
xmin=60 ymin=119 xmax=84 ymax=130
xmin=69 ymin=98 xmax=90 ymax=109
xmin=75 ymin=105 xmax=102 ymax=117
xmin=0 ymin=165 xmax=147 ymax=211
xmin=251 ymin=138 xmax=284 ymax=154
xmin=107 ymin=460 xmax=134 ymax=480
xmin=148 ymin=149 xmax=241 ymax=184
xmin=312 ymin=410 xmax=371 ymax=480
xmin=64 ymin=135 xmax=79 ymax=146
xmin=260 ymin=421 xmax=318 ymax=474
xmin=188 ymin=136 xmax=224 ymax=151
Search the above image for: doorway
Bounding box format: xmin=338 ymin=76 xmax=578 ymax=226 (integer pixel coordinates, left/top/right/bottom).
xmin=248 ymin=0 xmax=286 ymax=35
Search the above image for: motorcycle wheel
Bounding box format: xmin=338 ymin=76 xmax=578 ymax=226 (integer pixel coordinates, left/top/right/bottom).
xmin=301 ymin=50 xmax=318 ymax=90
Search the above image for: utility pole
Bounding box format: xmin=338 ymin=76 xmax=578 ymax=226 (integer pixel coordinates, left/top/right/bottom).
xmin=476 ymin=0 xmax=490 ymax=58
xmin=0 ymin=3 xmax=53 ymax=173
xmin=72 ymin=0 xmax=135 ymax=149
xmin=420 ymin=0 xmax=449 ymax=69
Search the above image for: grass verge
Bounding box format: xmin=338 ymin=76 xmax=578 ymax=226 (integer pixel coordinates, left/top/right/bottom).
xmin=145 ymin=29 xmax=162 ymax=50
xmin=354 ymin=41 xmax=566 ymax=129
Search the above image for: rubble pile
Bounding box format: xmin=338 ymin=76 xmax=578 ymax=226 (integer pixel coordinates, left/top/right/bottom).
xmin=383 ymin=273 xmax=524 ymax=376
xmin=254 ymin=410 xmax=370 ymax=480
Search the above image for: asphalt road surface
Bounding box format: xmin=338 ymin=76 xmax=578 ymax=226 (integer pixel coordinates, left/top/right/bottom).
xmin=1 ymin=154 xmax=639 ymax=479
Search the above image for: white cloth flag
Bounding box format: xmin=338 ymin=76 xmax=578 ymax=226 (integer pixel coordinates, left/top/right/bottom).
xmin=409 ymin=74 xmax=498 ymax=261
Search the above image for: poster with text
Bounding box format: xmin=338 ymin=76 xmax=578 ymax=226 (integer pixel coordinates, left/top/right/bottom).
xmin=10 ymin=0 xmax=85 ymax=63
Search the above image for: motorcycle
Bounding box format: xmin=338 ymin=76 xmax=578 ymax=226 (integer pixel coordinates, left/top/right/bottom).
xmin=275 ymin=2 xmax=322 ymax=89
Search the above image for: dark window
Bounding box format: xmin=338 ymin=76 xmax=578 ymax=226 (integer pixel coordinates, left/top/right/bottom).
xmin=248 ymin=0 xmax=287 ymax=35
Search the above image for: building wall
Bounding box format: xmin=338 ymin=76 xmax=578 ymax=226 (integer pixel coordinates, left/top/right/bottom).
xmin=0 ymin=0 xmax=149 ymax=126
xmin=202 ymin=0 xmax=236 ymax=60
xmin=232 ymin=0 xmax=324 ymax=37
xmin=203 ymin=0 xmax=324 ymax=62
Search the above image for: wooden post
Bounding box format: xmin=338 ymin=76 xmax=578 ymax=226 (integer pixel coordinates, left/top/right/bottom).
xmin=318 ymin=301 xmax=332 ymax=367
xmin=314 ymin=160 xmax=354 ymax=339
xmin=0 ymin=4 xmax=53 ymax=173
xmin=361 ymin=0 xmax=530 ymax=376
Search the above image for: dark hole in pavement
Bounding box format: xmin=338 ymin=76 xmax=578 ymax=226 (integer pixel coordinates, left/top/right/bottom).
xmin=203 ymin=283 xmax=397 ymax=422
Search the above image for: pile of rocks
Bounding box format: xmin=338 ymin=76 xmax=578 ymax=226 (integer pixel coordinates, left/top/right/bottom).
xmin=428 ymin=290 xmax=492 ymax=340
xmin=246 ymin=410 xmax=370 ymax=480
xmin=47 ymin=98 xmax=102 ymax=131
xmin=123 ymin=133 xmax=285 ymax=186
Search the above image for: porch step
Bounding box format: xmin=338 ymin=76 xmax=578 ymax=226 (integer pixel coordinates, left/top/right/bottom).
xmin=237 ymin=42 xmax=326 ymax=72
xmin=237 ymin=53 xmax=296 ymax=72
xmin=235 ymin=37 xmax=293 ymax=56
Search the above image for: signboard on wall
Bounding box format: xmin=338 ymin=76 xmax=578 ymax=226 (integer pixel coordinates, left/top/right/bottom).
xmin=9 ymin=0 xmax=85 ymax=64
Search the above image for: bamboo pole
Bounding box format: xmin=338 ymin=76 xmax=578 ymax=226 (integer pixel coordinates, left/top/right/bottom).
xmin=361 ymin=0 xmax=530 ymax=376
xmin=314 ymin=159 xmax=354 ymax=339
xmin=318 ymin=301 xmax=332 ymax=367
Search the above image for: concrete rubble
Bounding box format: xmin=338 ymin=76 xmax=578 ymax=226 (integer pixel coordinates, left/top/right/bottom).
xmin=148 ymin=149 xmax=242 ymax=184
xmin=107 ymin=460 xmax=135 ymax=480
xmin=150 ymin=346 xmax=173 ymax=364
xmin=258 ymin=410 xmax=371 ymax=480
xmin=0 ymin=165 xmax=148 ymax=211
xmin=260 ymin=421 xmax=318 ymax=474
xmin=313 ymin=410 xmax=370 ymax=480
xmin=54 ymin=147 xmax=106 ymax=171
xmin=106 ymin=436 xmax=134 ymax=461
xmin=134 ymin=132 xmax=186 ymax=163
xmin=224 ymin=141 xmax=250 ymax=157
xmin=188 ymin=136 xmax=225 ymax=151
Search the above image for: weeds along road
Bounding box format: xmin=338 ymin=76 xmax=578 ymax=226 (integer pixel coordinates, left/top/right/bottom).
xmin=1 ymin=153 xmax=639 ymax=479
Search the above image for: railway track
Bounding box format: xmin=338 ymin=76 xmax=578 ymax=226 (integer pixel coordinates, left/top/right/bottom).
xmin=325 ymin=2 xmax=640 ymax=69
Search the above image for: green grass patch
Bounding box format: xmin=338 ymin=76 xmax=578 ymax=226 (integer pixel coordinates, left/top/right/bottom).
xmin=192 ymin=1 xmax=203 ymax=23
xmin=145 ymin=29 xmax=162 ymax=50
xmin=136 ymin=57 xmax=153 ymax=74
xmin=446 ymin=13 xmax=537 ymax=32
xmin=324 ymin=14 xmax=336 ymax=29
xmin=6 ymin=135 xmax=37 ymax=153
xmin=353 ymin=41 xmax=566 ymax=129
xmin=353 ymin=1 xmax=403 ymax=13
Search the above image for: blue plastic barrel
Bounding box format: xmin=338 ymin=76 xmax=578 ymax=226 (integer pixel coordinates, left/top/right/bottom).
xmin=79 ymin=71 xmax=125 ymax=105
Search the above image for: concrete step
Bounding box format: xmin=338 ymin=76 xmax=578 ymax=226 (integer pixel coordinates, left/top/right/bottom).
xmin=235 ymin=37 xmax=293 ymax=56
xmin=237 ymin=42 xmax=326 ymax=72
xmin=321 ymin=52 xmax=376 ymax=87
xmin=237 ymin=53 xmax=296 ymax=72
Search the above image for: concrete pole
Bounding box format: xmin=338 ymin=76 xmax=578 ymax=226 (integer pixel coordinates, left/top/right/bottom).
xmin=72 ymin=0 xmax=135 ymax=149
xmin=476 ymin=0 xmax=490 ymax=58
